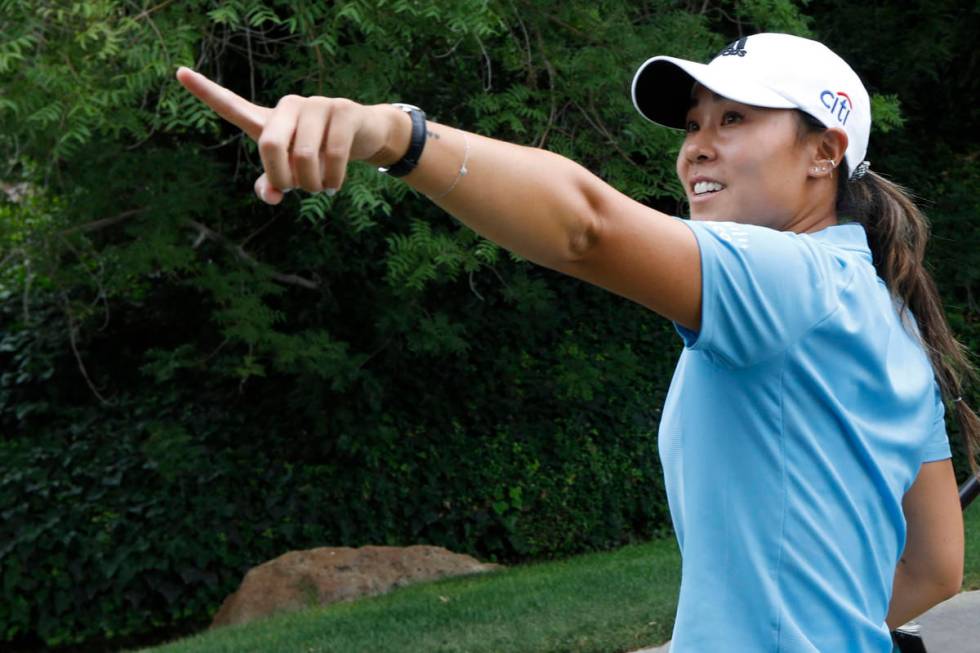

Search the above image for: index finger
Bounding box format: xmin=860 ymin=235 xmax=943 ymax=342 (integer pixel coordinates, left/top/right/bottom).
xmin=175 ymin=67 xmax=270 ymax=141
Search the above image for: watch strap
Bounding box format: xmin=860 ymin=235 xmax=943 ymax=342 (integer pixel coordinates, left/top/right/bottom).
xmin=380 ymin=104 xmax=427 ymax=177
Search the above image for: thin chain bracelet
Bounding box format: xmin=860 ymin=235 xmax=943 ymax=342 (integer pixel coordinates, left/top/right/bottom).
xmin=428 ymin=130 xmax=470 ymax=201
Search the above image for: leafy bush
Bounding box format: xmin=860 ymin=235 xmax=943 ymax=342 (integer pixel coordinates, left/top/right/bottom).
xmin=1 ymin=0 xmax=976 ymax=650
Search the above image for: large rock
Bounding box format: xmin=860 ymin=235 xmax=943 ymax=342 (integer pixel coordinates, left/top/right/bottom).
xmin=209 ymin=544 xmax=504 ymax=628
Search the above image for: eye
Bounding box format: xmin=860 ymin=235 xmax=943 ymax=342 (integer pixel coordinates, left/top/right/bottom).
xmin=685 ymin=119 xmax=699 ymax=133
xmin=722 ymin=110 xmax=743 ymax=125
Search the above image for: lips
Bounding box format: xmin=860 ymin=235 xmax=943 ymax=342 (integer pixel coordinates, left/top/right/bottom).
xmin=689 ymin=177 xmax=726 ymax=202
xmin=690 ymin=174 xmax=726 ymax=191
xmin=693 ymin=180 xmax=725 ymax=195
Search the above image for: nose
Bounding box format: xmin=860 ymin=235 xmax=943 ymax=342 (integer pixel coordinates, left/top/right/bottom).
xmin=682 ymin=129 xmax=717 ymax=165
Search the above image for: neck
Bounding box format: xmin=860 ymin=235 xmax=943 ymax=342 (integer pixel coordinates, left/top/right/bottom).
xmin=791 ymin=181 xmax=840 ymax=234
xmin=793 ymin=212 xmax=839 ymax=234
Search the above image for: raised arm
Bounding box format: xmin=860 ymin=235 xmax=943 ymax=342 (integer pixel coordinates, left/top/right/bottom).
xmin=175 ymin=68 xmax=701 ymax=330
xmin=372 ymin=107 xmax=702 ymax=331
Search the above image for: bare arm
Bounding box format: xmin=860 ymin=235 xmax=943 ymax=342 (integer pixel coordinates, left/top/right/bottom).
xmin=368 ymin=110 xmax=604 ymax=271
xmin=372 ymin=107 xmax=703 ymax=330
xmin=885 ymin=459 xmax=964 ymax=629
xmin=175 ymin=69 xmax=702 ymax=330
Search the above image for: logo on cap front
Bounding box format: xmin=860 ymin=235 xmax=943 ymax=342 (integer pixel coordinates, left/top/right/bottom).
xmin=717 ymin=37 xmax=748 ymax=58
xmin=820 ymin=90 xmax=853 ymax=125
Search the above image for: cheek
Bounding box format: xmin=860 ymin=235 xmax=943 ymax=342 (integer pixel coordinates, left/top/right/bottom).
xmin=735 ymin=136 xmax=803 ymax=194
xmin=765 ymin=146 xmax=810 ymax=196
xmin=724 ymin=150 xmax=802 ymax=222
xmin=675 ymin=149 xmax=687 ymax=180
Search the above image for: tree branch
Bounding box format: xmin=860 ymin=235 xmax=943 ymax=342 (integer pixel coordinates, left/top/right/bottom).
xmin=468 ymin=270 xmax=485 ymax=301
xmin=56 ymin=232 xmax=111 ymax=331
xmin=240 ymin=213 xmax=279 ymax=249
xmin=473 ymin=33 xmax=493 ymax=91
xmin=573 ymin=99 xmax=637 ymax=168
xmin=530 ymin=23 xmax=558 ymax=149
xmin=60 ymin=290 xmax=114 ymax=406
xmin=182 ymin=219 xmax=319 ymax=290
xmin=132 ymin=0 xmax=178 ymax=21
xmin=57 ymin=208 xmax=316 ymax=291
xmin=60 ymin=208 xmax=147 ymax=236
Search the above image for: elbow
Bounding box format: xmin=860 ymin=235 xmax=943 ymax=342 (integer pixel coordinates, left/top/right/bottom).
xmin=941 ymin=572 xmax=963 ymax=599
xmin=942 ymin=558 xmax=965 ymax=598
xmin=566 ymin=172 xmax=604 ymax=262
xmin=903 ymin=556 xmax=963 ymax=601
xmin=929 ymin=568 xmax=963 ymax=601
xmin=568 ymin=210 xmax=602 ymax=261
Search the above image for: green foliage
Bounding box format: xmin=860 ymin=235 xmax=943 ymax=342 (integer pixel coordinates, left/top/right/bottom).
xmin=870 ymin=94 xmax=905 ymax=133
xmin=732 ymin=0 xmax=814 ymax=34
xmin=0 ymin=412 xmax=267 ymax=646
xmin=0 ymin=0 xmax=976 ymax=651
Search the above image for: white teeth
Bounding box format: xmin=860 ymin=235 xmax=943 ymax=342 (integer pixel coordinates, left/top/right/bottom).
xmin=694 ymin=181 xmax=724 ymax=195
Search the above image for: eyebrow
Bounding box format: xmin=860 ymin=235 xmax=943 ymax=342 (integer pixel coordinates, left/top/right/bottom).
xmin=688 ymin=91 xmax=726 ymax=108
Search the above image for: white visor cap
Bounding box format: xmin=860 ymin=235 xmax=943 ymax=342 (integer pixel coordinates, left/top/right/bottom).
xmin=631 ymin=33 xmax=871 ymax=178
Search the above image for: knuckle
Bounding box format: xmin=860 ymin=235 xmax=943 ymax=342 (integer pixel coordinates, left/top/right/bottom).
xmin=293 ymin=145 xmax=318 ymax=163
xmin=258 ymin=135 xmax=282 ymax=155
xmin=323 ymin=143 xmax=348 ymax=161
xmin=276 ymin=94 xmax=302 ymax=107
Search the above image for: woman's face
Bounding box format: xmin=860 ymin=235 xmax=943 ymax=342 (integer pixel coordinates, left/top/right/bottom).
xmin=677 ymin=83 xmax=816 ymax=228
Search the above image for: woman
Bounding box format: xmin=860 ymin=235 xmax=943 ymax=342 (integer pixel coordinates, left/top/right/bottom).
xmin=177 ymin=32 xmax=977 ymax=652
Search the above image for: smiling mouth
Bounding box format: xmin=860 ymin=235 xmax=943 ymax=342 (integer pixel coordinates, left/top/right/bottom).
xmin=693 ymin=181 xmax=726 ymax=196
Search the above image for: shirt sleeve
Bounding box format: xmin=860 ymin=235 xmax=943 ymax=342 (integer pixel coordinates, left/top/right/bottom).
xmin=671 ymin=218 xmax=852 ymax=369
xmin=921 ymin=382 xmax=952 ymax=462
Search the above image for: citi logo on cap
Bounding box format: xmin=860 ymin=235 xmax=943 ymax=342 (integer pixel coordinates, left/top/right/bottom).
xmin=820 ymin=90 xmax=853 ymax=125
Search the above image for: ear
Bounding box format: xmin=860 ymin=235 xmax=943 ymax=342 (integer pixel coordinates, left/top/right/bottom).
xmin=807 ymin=127 xmax=848 ymax=179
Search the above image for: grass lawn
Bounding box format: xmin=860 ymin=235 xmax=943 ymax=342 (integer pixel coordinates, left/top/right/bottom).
xmin=137 ymin=536 xmax=681 ymax=653
xmin=137 ymin=498 xmax=980 ymax=653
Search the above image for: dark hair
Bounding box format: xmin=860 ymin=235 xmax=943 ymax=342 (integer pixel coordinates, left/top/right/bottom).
xmin=797 ymin=110 xmax=979 ymax=478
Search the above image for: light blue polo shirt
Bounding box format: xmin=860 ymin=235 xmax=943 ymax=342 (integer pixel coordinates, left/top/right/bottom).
xmin=659 ymin=218 xmax=951 ymax=652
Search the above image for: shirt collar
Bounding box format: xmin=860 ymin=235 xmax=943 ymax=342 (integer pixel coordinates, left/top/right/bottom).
xmin=805 ymin=221 xmax=872 ymax=260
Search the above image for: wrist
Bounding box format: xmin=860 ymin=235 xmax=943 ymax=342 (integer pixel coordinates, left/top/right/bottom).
xmin=365 ymin=104 xmax=413 ymax=168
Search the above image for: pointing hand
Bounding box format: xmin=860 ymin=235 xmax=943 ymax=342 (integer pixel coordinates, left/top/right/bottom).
xmin=175 ymin=67 xmax=392 ymax=205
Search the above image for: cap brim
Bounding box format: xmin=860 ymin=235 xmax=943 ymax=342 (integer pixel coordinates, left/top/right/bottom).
xmin=631 ymin=56 xmax=797 ymax=129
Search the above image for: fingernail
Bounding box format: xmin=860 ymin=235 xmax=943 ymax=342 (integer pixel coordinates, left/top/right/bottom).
xmin=324 ymin=188 xmax=337 ymax=197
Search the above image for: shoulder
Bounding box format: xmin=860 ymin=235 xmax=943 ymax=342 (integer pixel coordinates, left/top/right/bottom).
xmin=667 ymin=220 xmax=857 ymax=367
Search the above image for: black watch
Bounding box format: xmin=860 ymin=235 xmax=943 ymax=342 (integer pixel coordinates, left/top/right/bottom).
xmin=378 ymin=103 xmax=427 ymax=177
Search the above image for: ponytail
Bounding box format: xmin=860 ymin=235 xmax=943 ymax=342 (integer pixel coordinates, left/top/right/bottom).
xmin=795 ymin=109 xmax=978 ymax=478
xmin=842 ymin=167 xmax=980 ymax=478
